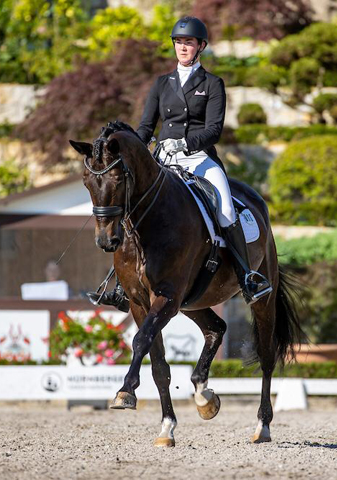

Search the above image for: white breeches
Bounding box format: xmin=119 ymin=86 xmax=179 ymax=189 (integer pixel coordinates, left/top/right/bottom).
xmin=161 ymin=150 xmax=236 ymax=228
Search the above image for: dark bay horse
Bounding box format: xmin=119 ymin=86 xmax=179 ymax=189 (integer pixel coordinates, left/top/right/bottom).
xmin=70 ymin=122 xmax=301 ymax=447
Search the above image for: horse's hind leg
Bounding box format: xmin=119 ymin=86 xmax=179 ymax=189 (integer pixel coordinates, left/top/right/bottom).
xmin=250 ymin=265 xmax=278 ymax=443
xmin=184 ymin=308 xmax=227 ymax=420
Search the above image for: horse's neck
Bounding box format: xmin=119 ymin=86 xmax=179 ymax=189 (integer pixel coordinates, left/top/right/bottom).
xmin=132 ymin=150 xmax=161 ymax=197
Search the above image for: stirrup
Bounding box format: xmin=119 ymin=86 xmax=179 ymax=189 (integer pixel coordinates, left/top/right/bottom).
xmin=242 ymin=271 xmax=273 ymax=305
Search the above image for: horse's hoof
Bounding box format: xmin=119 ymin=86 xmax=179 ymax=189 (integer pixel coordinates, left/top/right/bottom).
xmin=154 ymin=437 xmax=175 ymax=448
xmin=251 ymin=433 xmax=272 ymax=443
xmin=109 ymin=391 xmax=137 ymax=410
xmin=196 ymin=393 xmax=221 ymax=420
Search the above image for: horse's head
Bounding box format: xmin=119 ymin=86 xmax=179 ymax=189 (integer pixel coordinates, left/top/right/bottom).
xmin=70 ymin=126 xmax=133 ymax=253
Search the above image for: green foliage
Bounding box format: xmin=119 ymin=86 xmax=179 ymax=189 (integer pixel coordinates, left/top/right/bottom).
xmin=182 ymin=359 xmax=337 ymax=378
xmin=0 ymin=0 xmax=89 ymax=84
xmin=268 ymin=23 xmax=337 ymax=100
xmin=0 ymin=160 xmax=30 ymax=197
xmin=269 ymin=135 xmax=337 ymax=225
xmin=275 ymin=232 xmax=337 ymax=267
xmin=49 ymin=311 xmax=131 ymax=364
xmin=220 ymin=124 xmax=337 ymax=145
xmin=289 ymin=57 xmax=320 ymax=97
xmin=147 ymin=4 xmax=177 ymax=56
xmin=225 ymin=156 xmax=269 ymax=195
xmin=237 ymin=103 xmax=267 ymax=125
xmin=0 ymin=123 xmax=14 ymax=137
xmin=204 ymin=55 xmax=263 ymax=88
xmin=312 ymin=94 xmax=337 ymax=115
xmin=87 ymin=6 xmax=145 ymax=59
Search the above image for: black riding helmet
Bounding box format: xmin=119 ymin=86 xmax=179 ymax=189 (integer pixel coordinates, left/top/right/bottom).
xmin=171 ymin=16 xmax=208 ymax=46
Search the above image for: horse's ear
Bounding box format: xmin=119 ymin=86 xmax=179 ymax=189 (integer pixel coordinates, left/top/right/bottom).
xmin=106 ymin=138 xmax=120 ymax=156
xmin=69 ymin=140 xmax=93 ymax=157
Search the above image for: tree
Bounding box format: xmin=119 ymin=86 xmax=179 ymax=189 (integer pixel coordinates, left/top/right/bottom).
xmin=17 ymin=39 xmax=175 ymax=166
xmin=192 ymin=0 xmax=313 ymax=42
xmin=253 ymin=23 xmax=337 ymax=117
xmin=268 ymin=135 xmax=337 ymax=226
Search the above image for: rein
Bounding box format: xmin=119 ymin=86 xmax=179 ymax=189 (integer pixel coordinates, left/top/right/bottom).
xmin=84 ymin=147 xmax=169 ymax=236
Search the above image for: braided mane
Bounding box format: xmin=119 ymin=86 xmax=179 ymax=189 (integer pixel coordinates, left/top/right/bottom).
xmin=93 ymin=120 xmax=142 ymax=161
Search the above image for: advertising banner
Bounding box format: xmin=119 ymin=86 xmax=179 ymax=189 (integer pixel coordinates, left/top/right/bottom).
xmin=0 ymin=365 xmax=193 ymax=400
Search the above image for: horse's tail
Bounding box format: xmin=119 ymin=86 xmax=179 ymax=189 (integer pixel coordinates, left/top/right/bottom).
xmin=272 ymin=265 xmax=304 ymax=365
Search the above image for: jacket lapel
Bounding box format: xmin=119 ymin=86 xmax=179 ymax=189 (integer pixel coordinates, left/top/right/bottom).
xmin=168 ymin=70 xmax=186 ymax=105
xmin=183 ymin=66 xmax=206 ymax=95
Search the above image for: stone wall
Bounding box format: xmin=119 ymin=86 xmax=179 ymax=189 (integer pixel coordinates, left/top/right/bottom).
xmin=0 ymin=83 xmax=311 ymax=128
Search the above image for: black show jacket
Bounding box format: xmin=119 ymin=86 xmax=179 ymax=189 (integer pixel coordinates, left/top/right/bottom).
xmin=137 ymin=66 xmax=226 ymax=169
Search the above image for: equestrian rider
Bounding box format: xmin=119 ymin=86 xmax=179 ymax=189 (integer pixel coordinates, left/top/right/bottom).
xmin=88 ymin=16 xmax=272 ymax=309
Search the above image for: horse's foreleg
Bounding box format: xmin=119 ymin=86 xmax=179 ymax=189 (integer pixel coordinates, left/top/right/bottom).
xmin=184 ymin=308 xmax=226 ymax=420
xmin=110 ymin=295 xmax=179 ymax=410
xmin=150 ymin=333 xmax=177 ymax=447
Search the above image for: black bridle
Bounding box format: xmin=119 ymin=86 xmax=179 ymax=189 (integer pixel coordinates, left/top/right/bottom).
xmin=84 ymin=147 xmax=168 ymax=237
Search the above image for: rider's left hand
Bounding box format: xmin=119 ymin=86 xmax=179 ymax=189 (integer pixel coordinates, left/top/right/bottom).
xmin=161 ymin=138 xmax=188 ymax=155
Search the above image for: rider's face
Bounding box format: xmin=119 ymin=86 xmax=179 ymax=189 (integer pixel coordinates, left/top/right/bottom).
xmin=174 ymin=37 xmax=200 ymax=66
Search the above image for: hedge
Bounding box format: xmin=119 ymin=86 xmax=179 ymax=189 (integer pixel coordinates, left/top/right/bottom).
xmin=269 ymin=135 xmax=337 ymax=226
xmin=275 ymin=232 xmax=337 ymax=267
xmin=2 ymin=358 xmax=337 ymax=378
xmin=220 ymin=124 xmax=337 ymax=145
xmin=174 ymin=360 xmax=337 ymax=379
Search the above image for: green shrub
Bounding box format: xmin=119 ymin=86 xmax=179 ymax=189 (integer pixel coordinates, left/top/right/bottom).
xmin=175 ymin=360 xmax=337 ymax=378
xmin=275 ymin=232 xmax=337 ymax=266
xmin=330 ymin=105 xmax=337 ymax=123
xmin=237 ymin=103 xmax=267 ymax=125
xmin=0 ymin=160 xmax=30 ymax=197
xmin=312 ymin=93 xmax=337 ymax=115
xmin=225 ymin=156 xmax=269 ymax=195
xmin=290 ymin=57 xmax=320 ymax=97
xmin=227 ymin=125 xmax=337 ymax=145
xmin=269 ymin=135 xmax=337 ymax=225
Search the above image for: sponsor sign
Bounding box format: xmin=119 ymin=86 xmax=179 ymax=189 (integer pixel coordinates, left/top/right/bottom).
xmin=0 ymin=365 xmax=193 ymax=400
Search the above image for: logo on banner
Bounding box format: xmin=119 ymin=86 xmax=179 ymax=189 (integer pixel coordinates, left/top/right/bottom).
xmin=41 ymin=372 xmax=62 ymax=392
xmin=0 ymin=324 xmax=31 ymax=362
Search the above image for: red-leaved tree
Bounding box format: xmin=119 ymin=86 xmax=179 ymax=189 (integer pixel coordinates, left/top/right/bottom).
xmin=193 ymin=0 xmax=314 ymax=42
xmin=18 ymin=39 xmax=175 ymax=165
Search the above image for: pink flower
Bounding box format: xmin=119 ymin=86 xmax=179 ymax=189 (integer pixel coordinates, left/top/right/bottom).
xmin=74 ymin=348 xmax=83 ymax=358
xmin=84 ymin=325 xmax=93 ymax=333
xmin=97 ymin=341 xmax=108 ymax=350
xmin=107 ymin=358 xmax=116 ymax=365
xmin=104 ymin=349 xmax=115 ymax=358
xmin=120 ymin=341 xmax=127 ymax=349
xmin=96 ymin=354 xmax=104 ymax=364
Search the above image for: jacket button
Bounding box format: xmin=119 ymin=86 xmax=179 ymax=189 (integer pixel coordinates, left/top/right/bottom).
xmin=184 ymin=107 xmax=187 ymax=111
xmin=169 ymin=123 xmax=173 ymax=127
xmin=167 ymin=108 xmax=171 ymax=112
xmin=183 ymin=122 xmax=187 ymax=127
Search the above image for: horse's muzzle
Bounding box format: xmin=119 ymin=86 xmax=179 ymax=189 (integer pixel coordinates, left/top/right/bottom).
xmin=96 ymin=234 xmax=121 ymax=252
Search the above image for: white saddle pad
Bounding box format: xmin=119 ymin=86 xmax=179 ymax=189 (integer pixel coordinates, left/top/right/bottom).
xmin=184 ymin=181 xmax=260 ymax=248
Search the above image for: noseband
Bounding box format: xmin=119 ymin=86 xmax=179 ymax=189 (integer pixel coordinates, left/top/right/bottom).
xmin=84 ymin=149 xmax=167 ymax=236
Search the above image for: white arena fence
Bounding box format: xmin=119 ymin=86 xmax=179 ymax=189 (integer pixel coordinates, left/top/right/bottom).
xmin=1 ymin=365 xmax=337 ymax=411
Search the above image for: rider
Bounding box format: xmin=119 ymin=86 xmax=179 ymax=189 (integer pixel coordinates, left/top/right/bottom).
xmin=88 ymin=16 xmax=271 ymax=309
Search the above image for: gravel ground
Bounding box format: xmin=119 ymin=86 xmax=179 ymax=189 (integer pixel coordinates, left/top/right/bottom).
xmin=1 ymin=398 xmax=337 ymax=480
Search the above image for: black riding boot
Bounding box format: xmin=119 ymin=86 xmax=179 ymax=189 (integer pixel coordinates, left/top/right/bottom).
xmin=222 ymin=217 xmax=272 ymax=305
xmin=87 ymin=278 xmax=130 ymax=313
